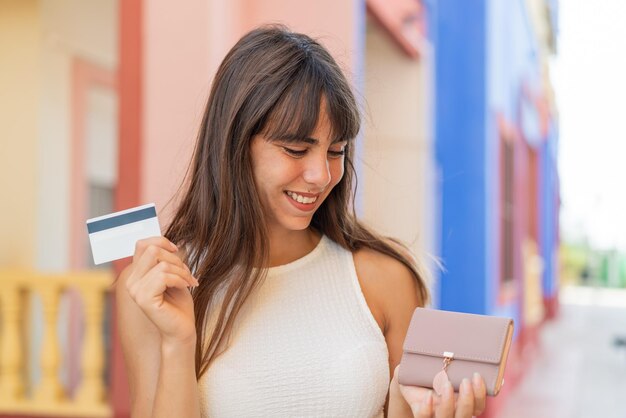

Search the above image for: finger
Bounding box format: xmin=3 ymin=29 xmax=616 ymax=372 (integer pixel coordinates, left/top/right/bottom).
xmin=434 ymin=381 xmax=454 ymax=418
xmin=392 ymin=365 xmax=400 ymax=382
xmin=454 ymin=379 xmax=475 ymax=418
xmin=471 ymin=373 xmax=487 ymax=416
xmin=418 ymin=390 xmax=435 ymax=418
xmin=389 ymin=366 xmax=403 ymax=400
xmin=398 ymin=383 xmax=434 ymax=407
xmin=130 ymin=244 xmax=190 ymax=287
xmin=148 ymin=260 xmax=198 ymax=288
xmin=405 ymin=389 xmax=434 ymax=418
xmin=132 ymin=272 xmax=192 ymax=309
xmin=129 ymin=240 xmax=180 ymax=287
xmin=127 ymin=261 xmax=197 ymax=304
xmin=133 ymin=237 xmax=178 ymax=263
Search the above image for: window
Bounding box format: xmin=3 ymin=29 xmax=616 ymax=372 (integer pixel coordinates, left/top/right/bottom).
xmin=501 ymin=126 xmax=515 ymax=283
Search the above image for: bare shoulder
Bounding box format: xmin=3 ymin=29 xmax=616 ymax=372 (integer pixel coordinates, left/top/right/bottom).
xmin=353 ymin=242 xmax=426 ymax=388
xmin=353 ymin=246 xmax=418 ymax=293
xmin=353 ymin=244 xmax=424 ymax=334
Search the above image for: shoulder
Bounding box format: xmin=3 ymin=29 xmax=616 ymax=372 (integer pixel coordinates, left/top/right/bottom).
xmin=352 ymin=243 xmax=424 ymax=334
xmin=352 ymin=241 xmax=427 ymax=387
xmin=353 ymin=245 xmax=419 ymax=295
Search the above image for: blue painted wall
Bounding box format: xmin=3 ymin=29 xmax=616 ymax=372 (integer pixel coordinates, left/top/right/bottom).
xmin=486 ymin=0 xmax=540 ymax=327
xmin=434 ymin=0 xmax=558 ymax=324
xmin=541 ymin=121 xmax=559 ymax=298
xmin=434 ymin=0 xmax=487 ymax=314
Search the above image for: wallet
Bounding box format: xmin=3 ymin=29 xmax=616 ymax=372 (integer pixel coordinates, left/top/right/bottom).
xmin=398 ymin=307 xmax=514 ymax=396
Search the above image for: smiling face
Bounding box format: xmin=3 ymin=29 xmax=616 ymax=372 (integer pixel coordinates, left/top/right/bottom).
xmin=250 ymin=105 xmax=348 ymax=235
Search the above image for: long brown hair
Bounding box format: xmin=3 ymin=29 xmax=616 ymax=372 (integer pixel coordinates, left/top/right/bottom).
xmin=165 ymin=25 xmax=429 ymax=379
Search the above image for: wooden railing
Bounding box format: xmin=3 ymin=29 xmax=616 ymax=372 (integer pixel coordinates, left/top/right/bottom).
xmin=0 ymin=270 xmax=113 ymax=417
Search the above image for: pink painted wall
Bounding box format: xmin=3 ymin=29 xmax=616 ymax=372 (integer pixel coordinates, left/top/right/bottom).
xmin=141 ymin=0 xmax=212 ymax=222
xmin=139 ymin=0 xmax=361 ymax=225
xmin=116 ymin=4 xmax=364 ymax=415
xmin=239 ymin=0 xmax=361 ymax=76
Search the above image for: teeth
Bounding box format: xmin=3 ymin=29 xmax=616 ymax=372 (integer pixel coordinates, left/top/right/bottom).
xmin=287 ymin=191 xmax=317 ymax=204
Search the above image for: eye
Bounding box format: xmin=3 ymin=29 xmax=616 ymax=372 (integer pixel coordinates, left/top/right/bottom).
xmin=282 ymin=147 xmax=307 ymax=157
xmin=328 ymin=144 xmax=346 ymax=158
xmin=328 ymin=149 xmax=345 ymax=158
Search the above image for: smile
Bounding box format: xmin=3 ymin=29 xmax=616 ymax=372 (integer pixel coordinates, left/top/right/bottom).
xmin=285 ymin=191 xmax=318 ymax=204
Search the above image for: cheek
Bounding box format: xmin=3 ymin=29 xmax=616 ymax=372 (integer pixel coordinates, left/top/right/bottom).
xmin=253 ymin=155 xmax=298 ymax=197
xmin=254 ymin=164 xmax=279 ymax=196
xmin=330 ymin=160 xmax=345 ymax=186
xmin=251 ymin=145 xmax=282 ymax=186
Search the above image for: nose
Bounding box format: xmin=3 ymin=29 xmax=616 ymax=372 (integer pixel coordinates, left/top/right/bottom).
xmin=302 ymin=152 xmax=331 ymax=190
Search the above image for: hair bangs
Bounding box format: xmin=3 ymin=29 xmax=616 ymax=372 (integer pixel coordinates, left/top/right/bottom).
xmin=258 ymin=59 xmax=360 ymax=144
xmin=323 ymin=82 xmax=361 ymax=143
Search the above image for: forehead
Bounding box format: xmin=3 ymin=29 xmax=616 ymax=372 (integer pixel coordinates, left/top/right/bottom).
xmin=261 ymin=96 xmax=350 ymax=145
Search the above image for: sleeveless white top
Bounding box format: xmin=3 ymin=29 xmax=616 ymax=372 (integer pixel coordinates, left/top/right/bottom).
xmin=197 ymin=235 xmax=390 ymax=417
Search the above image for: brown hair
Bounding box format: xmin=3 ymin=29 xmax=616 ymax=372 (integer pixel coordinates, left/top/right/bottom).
xmin=165 ymin=25 xmax=429 ymax=379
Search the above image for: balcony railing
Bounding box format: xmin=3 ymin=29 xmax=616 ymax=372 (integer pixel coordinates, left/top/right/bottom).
xmin=0 ymin=270 xmax=113 ymax=417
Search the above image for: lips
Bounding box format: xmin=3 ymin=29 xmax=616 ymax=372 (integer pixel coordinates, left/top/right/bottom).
xmin=285 ymin=190 xmax=319 ymax=204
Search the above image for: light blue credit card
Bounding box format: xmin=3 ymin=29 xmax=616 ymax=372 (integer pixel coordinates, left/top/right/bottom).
xmin=86 ymin=203 xmax=162 ymax=265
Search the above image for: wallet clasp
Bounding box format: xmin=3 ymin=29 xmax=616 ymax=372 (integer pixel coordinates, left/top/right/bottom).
xmin=442 ymin=352 xmax=454 ymax=372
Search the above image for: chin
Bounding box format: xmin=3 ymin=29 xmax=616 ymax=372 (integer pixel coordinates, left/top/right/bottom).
xmin=279 ymin=216 xmax=313 ymax=232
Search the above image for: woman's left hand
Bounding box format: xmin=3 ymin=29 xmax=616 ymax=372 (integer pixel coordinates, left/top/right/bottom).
xmin=389 ymin=365 xmax=487 ymax=417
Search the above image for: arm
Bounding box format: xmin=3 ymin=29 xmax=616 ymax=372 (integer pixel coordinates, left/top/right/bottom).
xmin=118 ymin=237 xmax=201 ymax=418
xmin=353 ymin=248 xmax=419 ymax=417
xmin=116 ymin=264 xmax=160 ymax=417
xmin=153 ymin=336 xmax=199 ymax=418
xmin=354 ymin=247 xmax=486 ymax=418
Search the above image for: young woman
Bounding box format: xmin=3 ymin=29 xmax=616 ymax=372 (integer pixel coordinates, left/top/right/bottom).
xmin=117 ymin=26 xmax=487 ymax=418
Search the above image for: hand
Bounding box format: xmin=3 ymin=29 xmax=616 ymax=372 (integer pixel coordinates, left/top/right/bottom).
xmin=125 ymin=237 xmax=199 ymax=346
xmin=392 ymin=366 xmax=487 ymax=418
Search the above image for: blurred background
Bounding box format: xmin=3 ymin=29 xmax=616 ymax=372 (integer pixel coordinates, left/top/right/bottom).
xmin=0 ymin=0 xmax=624 ymax=417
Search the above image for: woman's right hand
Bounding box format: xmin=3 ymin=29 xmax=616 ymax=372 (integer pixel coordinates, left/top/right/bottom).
xmin=125 ymin=236 xmax=199 ymax=346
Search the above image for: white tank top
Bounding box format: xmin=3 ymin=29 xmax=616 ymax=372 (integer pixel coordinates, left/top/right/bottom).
xmin=197 ymin=235 xmax=390 ymax=417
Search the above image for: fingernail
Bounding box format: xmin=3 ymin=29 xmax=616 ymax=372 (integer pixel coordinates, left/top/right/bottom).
xmin=192 ymin=276 xmax=200 ymax=286
xmin=461 ymin=378 xmax=472 ymax=395
xmin=443 ymin=381 xmax=453 ymax=399
xmin=171 ymin=242 xmax=178 ymax=251
xmin=473 ymin=372 xmax=482 ymax=388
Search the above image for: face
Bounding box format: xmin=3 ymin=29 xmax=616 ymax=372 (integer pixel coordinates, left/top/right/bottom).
xmin=250 ymin=107 xmax=347 ymax=235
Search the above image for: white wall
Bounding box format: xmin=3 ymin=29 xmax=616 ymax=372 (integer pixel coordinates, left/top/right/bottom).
xmin=37 ymin=0 xmax=117 ymax=270
xmin=362 ymin=19 xmax=437 ymax=283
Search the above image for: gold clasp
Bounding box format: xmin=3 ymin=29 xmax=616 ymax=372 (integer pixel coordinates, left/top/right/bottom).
xmin=442 ymin=351 xmax=454 ymax=372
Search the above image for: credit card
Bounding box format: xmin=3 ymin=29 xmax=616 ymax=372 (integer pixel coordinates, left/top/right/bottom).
xmin=86 ymin=203 xmax=162 ymax=265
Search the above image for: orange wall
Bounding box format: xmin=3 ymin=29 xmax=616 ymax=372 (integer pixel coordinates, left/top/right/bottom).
xmin=0 ymin=0 xmax=39 ymax=267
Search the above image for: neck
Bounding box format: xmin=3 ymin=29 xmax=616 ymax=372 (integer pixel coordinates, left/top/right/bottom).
xmin=266 ymin=227 xmax=321 ymax=267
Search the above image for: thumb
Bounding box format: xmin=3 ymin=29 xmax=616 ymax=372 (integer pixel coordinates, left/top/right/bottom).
xmin=400 ymin=385 xmax=434 ymax=417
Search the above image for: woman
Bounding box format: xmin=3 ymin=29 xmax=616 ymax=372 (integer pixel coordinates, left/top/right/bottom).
xmin=118 ymin=25 xmax=487 ymax=418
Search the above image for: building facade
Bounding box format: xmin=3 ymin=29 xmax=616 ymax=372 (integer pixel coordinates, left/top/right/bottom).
xmin=0 ymin=0 xmax=558 ymax=417
xmin=433 ymin=0 xmax=559 ymax=416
